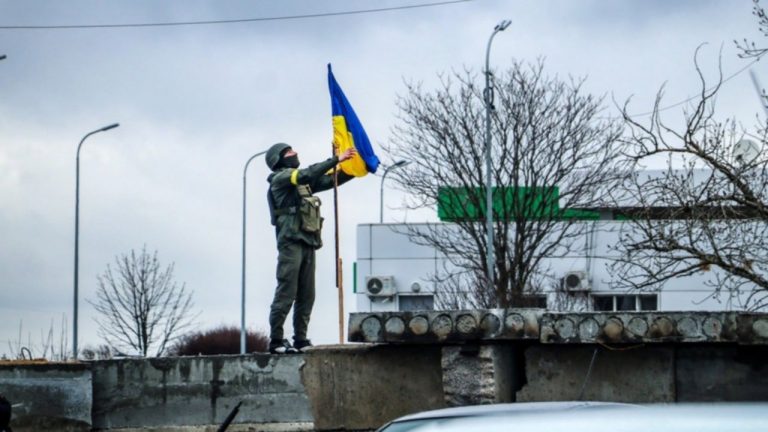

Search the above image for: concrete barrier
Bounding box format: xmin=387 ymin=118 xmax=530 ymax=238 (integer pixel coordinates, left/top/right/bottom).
xmin=3 ymin=311 xmax=768 ymax=430
xmin=91 ymin=354 xmax=312 ymax=430
xmin=301 ymin=344 xmax=446 ymax=431
xmin=516 ymin=345 xmax=675 ymax=402
xmin=0 ymin=362 xmax=92 ymax=432
xmin=675 ymin=345 xmax=768 ymax=401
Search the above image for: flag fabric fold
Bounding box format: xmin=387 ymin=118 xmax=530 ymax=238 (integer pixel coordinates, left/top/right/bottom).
xmin=328 ymin=64 xmax=380 ymax=176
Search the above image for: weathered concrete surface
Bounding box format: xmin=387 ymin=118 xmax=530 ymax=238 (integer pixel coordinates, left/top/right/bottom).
xmin=676 ymin=345 xmax=768 ymax=401
xmin=736 ymin=313 xmax=768 ymax=344
xmin=0 ymin=362 xmax=92 ymax=432
xmin=541 ymin=312 xmax=742 ymax=344
xmin=516 ymin=345 xmax=675 ymax=402
xmin=441 ymin=344 xmax=515 ymax=406
xmin=91 ymin=354 xmax=311 ymax=430
xmin=349 ymin=309 xmax=543 ymax=343
xmin=301 ymin=344 xmax=446 ymax=431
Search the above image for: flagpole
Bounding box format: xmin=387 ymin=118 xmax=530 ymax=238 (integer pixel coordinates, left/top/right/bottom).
xmin=333 ymin=142 xmax=344 ymax=344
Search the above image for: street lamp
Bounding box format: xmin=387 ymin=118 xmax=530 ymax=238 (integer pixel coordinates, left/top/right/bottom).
xmin=241 ymin=150 xmax=267 ymax=354
xmin=73 ymin=123 xmax=119 ymax=359
xmin=379 ymin=160 xmax=410 ymax=223
xmin=483 ymin=19 xmax=511 ymax=290
xmin=0 ymin=55 xmax=6 ymax=61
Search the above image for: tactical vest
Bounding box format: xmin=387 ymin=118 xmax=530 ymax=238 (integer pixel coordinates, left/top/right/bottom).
xmin=297 ymin=184 xmax=322 ymax=233
xmin=269 ymin=184 xmax=322 ymax=233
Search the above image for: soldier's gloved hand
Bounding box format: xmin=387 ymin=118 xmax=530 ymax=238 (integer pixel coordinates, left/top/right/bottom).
xmin=339 ymin=147 xmax=357 ymax=162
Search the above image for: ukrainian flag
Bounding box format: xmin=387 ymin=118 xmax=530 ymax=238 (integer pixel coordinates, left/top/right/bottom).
xmin=328 ymin=64 xmax=380 ymax=176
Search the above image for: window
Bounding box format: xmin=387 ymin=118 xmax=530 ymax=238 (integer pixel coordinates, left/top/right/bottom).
xmin=616 ymin=295 xmax=636 ymax=311
xmin=639 ymin=295 xmax=657 ymax=311
xmin=399 ymin=295 xmax=434 ymax=312
xmin=521 ymin=295 xmax=548 ymax=308
xmin=591 ymin=294 xmax=659 ymax=312
xmin=593 ymin=296 xmax=614 ymax=312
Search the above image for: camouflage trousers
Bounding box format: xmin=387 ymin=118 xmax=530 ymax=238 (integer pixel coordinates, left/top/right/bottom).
xmin=269 ymin=240 xmax=316 ymax=341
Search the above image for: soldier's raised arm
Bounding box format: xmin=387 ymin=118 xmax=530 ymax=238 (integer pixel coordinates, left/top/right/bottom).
xmin=310 ymin=147 xmax=357 ymax=192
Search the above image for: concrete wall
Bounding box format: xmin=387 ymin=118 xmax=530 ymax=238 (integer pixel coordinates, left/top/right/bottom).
xmin=301 ymin=344 xmax=446 ymax=431
xmin=91 ymin=354 xmax=311 ymax=430
xmin=0 ymin=363 xmax=92 ymax=432
xmin=517 ymin=345 xmax=676 ymax=402
xmin=3 ymin=325 xmax=768 ymax=431
xmin=675 ymin=345 xmax=768 ymax=401
xmin=516 ymin=344 xmax=768 ymax=403
xmin=1 ymin=346 xmax=446 ymax=431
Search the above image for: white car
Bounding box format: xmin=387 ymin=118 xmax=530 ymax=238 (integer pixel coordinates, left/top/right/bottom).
xmin=376 ymin=401 xmax=636 ymax=432
xmin=406 ymin=403 xmax=768 ymax=432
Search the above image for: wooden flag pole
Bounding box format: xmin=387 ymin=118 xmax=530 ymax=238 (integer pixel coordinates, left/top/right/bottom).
xmin=333 ymin=143 xmax=344 ymax=344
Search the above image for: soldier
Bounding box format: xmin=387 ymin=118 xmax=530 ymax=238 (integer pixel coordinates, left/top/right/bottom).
xmin=265 ymin=143 xmax=356 ymax=353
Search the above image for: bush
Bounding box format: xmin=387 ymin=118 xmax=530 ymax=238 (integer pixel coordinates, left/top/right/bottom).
xmin=170 ymin=325 xmax=269 ymax=355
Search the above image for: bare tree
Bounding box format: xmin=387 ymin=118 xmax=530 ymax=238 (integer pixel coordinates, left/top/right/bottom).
xmin=90 ymin=247 xmax=196 ymax=356
xmin=735 ymin=0 xmax=768 ymax=59
xmin=80 ymin=344 xmax=113 ymax=361
xmin=608 ymin=53 xmax=768 ymax=311
xmin=385 ymin=60 xmax=625 ymax=309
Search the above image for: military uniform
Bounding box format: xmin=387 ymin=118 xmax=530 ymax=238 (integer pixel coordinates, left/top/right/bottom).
xmin=266 ymin=143 xmax=353 ymax=350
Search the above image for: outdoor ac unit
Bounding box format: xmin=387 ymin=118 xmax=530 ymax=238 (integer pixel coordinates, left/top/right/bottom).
xmin=365 ymin=276 xmax=396 ymax=297
xmin=562 ymin=271 xmax=591 ymax=292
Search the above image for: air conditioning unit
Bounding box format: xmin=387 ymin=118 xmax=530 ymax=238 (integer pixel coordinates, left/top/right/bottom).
xmin=562 ymin=271 xmax=590 ymax=292
xmin=365 ymin=276 xmax=396 ymax=297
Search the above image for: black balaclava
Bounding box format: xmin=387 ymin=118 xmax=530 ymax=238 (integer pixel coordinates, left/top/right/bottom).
xmin=280 ymin=149 xmax=300 ymax=169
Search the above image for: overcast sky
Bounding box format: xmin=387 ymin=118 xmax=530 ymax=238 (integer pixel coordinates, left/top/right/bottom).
xmin=0 ymin=0 xmax=765 ymax=356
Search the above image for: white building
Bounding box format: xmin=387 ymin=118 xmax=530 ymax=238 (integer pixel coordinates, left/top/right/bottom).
xmin=354 ymin=167 xmax=768 ymax=313
xmin=354 ymin=165 xmax=768 ymax=315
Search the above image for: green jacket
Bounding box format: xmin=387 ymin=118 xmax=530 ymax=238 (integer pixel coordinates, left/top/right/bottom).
xmin=267 ymin=156 xmax=354 ymax=248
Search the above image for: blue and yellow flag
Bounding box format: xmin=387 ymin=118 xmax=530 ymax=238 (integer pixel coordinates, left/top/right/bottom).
xmin=328 ymin=64 xmax=380 ymax=176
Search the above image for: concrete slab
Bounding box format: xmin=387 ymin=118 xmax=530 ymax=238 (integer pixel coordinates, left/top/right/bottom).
xmin=516 ymin=345 xmax=675 ymax=402
xmin=91 ymin=354 xmax=312 ymax=430
xmin=0 ymin=362 xmax=92 ymax=432
xmin=676 ymin=345 xmax=768 ymax=401
xmin=301 ymin=344 xmax=445 ymax=431
xmin=540 ymin=312 xmax=744 ymax=344
xmin=348 ymin=308 xmax=543 ymax=343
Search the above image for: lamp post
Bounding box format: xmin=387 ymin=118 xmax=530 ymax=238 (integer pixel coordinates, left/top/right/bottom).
xmin=482 ymin=20 xmax=511 ymax=291
xmin=73 ymin=123 xmax=119 ymax=359
xmin=241 ymin=150 xmax=267 ymax=354
xmin=483 ymin=20 xmax=512 ymax=288
xmin=0 ymin=55 xmax=6 ymax=61
xmin=379 ymin=160 xmax=410 ymax=223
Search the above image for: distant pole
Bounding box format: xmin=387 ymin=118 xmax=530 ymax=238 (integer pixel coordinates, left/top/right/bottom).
xmin=749 ymin=69 xmax=768 ymax=118
xmin=483 ymin=19 xmax=511 ymax=291
xmin=241 ymin=150 xmax=267 ymax=354
xmin=73 ymin=123 xmax=119 ymax=360
xmin=379 ymin=160 xmax=410 ymax=223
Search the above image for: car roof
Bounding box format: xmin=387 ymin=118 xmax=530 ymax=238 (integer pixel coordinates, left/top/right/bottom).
xmin=391 ymin=401 xmax=635 ymax=423
xmin=408 ymin=403 xmax=768 ymax=432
